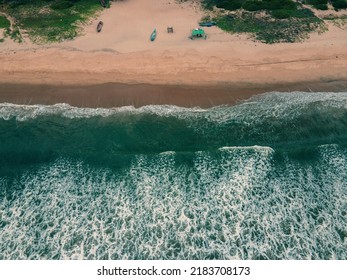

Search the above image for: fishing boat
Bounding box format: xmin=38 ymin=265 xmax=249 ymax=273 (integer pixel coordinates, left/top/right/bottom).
xmin=150 ymin=28 xmax=157 ymax=41
xmin=97 ymin=21 xmax=103 ymax=32
xmin=199 ymin=21 xmax=216 ymax=27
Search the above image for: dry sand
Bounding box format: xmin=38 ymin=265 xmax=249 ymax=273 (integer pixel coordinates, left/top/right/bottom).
xmin=0 ymin=0 xmax=347 ymax=107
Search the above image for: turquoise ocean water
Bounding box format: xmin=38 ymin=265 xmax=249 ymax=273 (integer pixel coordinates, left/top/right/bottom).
xmin=0 ymin=91 xmax=346 ymax=259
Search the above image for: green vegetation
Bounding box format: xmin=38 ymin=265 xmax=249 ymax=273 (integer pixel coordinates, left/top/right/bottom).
xmin=215 ymin=0 xmax=243 ymax=10
xmin=0 ymin=15 xmax=10 ymax=28
xmin=216 ymin=12 xmax=324 ymax=43
xmin=204 ymin=0 xmax=298 ymax=11
xmin=9 ymin=25 xmax=22 ymax=42
xmin=304 ymin=0 xmax=328 ymax=10
xmin=1 ymin=0 xmax=346 ymax=45
xmin=322 ymin=14 xmax=347 ymax=28
xmin=304 ymin=0 xmax=347 ymax=10
xmin=202 ymin=0 xmax=335 ymax=43
xmin=331 ymin=0 xmax=347 ymax=10
xmin=50 ymin=1 xmax=75 ymax=10
xmin=271 ymin=8 xmax=315 ymax=19
xmin=204 ymin=0 xmax=347 ymax=11
xmin=0 ymin=0 xmax=106 ymax=43
xmin=0 ymin=15 xmax=11 ymax=43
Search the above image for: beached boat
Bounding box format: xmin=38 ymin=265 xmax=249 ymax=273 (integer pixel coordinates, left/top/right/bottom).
xmin=97 ymin=21 xmax=103 ymax=32
xmin=199 ymin=22 xmax=216 ymax=27
xmin=150 ymin=28 xmax=157 ymax=41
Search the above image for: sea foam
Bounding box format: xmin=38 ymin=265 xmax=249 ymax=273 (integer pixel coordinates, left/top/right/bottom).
xmin=0 ymin=91 xmax=346 ymax=259
xmin=0 ymin=145 xmax=346 ymax=259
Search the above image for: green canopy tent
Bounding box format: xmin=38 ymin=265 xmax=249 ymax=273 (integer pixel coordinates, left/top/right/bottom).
xmin=190 ymin=28 xmax=207 ymax=40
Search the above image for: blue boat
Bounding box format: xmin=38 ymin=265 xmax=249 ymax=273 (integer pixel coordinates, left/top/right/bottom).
xmin=199 ymin=22 xmax=216 ymax=27
xmin=150 ymin=28 xmax=157 ymax=41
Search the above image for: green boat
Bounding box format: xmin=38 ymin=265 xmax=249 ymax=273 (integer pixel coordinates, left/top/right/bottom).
xmin=150 ymin=28 xmax=157 ymax=41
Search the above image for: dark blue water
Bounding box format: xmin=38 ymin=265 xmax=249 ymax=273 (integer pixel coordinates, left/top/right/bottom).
xmin=0 ymin=91 xmax=346 ymax=259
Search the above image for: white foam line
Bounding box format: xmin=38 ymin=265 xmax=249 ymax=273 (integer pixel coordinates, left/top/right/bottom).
xmin=218 ymin=145 xmax=274 ymax=152
xmin=0 ymin=91 xmax=346 ymax=123
xmin=0 ymin=103 xmax=208 ymax=121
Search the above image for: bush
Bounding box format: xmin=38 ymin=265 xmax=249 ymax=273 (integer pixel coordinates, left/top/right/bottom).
xmin=305 ymin=0 xmax=328 ymax=10
xmin=215 ymin=11 xmax=324 ymax=43
xmin=292 ymin=8 xmax=315 ymax=18
xmin=272 ymin=10 xmax=291 ymax=19
xmin=331 ymin=0 xmax=347 ymax=10
xmin=0 ymin=16 xmax=11 ymax=29
xmin=271 ymin=8 xmax=315 ymax=19
xmin=315 ymin=4 xmax=328 ymax=10
xmin=205 ymin=0 xmax=300 ymax=11
xmin=51 ymin=1 xmax=74 ymax=10
xmin=216 ymin=0 xmax=243 ymax=11
xmin=243 ymin=0 xmax=297 ymax=11
xmin=243 ymin=0 xmax=264 ymax=11
xmin=265 ymin=0 xmax=297 ymax=10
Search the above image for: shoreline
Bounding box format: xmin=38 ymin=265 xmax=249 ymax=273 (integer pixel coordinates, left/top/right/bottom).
xmin=1 ymin=80 xmax=346 ymax=108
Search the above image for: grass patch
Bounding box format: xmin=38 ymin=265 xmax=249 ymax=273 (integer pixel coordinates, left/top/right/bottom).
xmin=215 ymin=11 xmax=324 ymax=43
xmin=0 ymin=0 xmax=105 ymax=43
